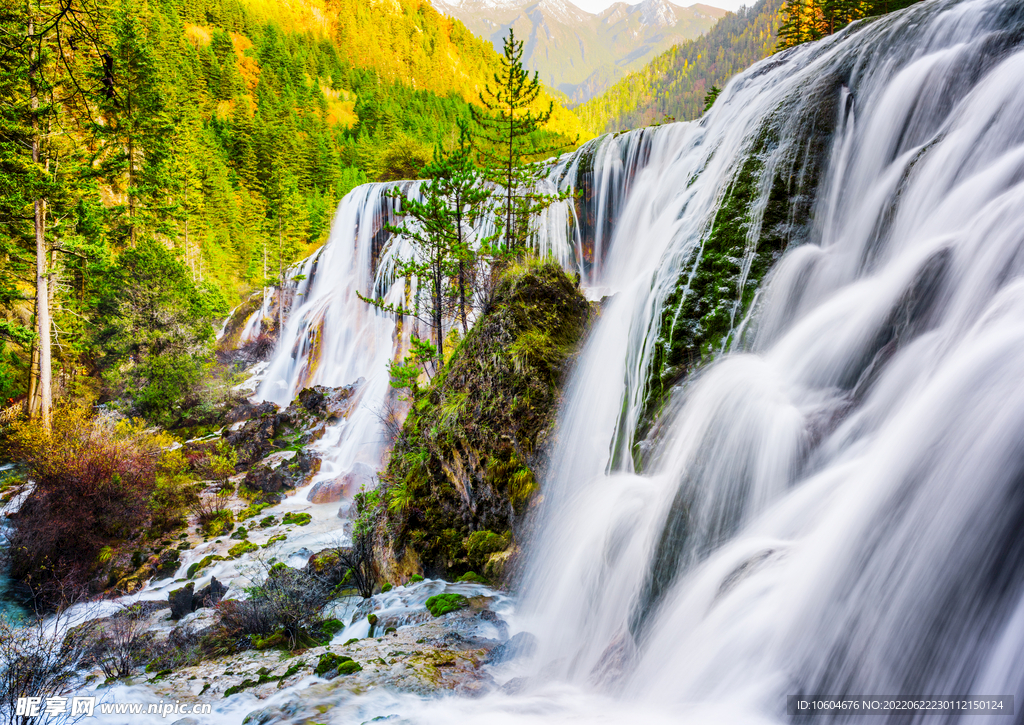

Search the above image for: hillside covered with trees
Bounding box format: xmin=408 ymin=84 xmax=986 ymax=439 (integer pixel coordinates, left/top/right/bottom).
xmin=0 ymin=0 xmax=585 ymax=424
xmin=575 ymin=0 xmax=927 ymax=132
xmin=575 ymin=0 xmax=785 ymax=131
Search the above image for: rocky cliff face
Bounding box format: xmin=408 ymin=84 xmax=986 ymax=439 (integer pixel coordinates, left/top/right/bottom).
xmin=372 ymin=261 xmax=592 ymax=583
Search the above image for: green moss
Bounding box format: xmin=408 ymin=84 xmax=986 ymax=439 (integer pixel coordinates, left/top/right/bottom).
xmin=261 ymin=534 xmax=287 ymax=548
xmin=380 ymin=582 xmax=393 ymax=593
xmin=377 ymin=262 xmax=590 ymax=578
xmin=343 ymin=637 xmax=359 ymax=646
xmin=258 ymin=515 xmax=278 ymax=528
xmin=223 ymin=672 xmax=277 ymax=696
xmin=320 ymin=619 xmax=345 ymax=638
xmin=237 ymin=502 xmax=270 ymax=521
xmin=282 ymin=512 xmax=311 ymax=526
xmin=201 ymin=510 xmax=235 ymax=537
xmin=253 ymin=630 xmax=287 ymax=650
xmin=455 ymin=571 xmax=488 ymax=584
xmin=229 ymin=526 xmax=248 ymax=540
xmin=336 ymin=660 xmax=362 ymax=675
xmin=465 ymin=530 xmax=507 ymax=570
xmin=314 ymin=652 xmax=354 ymax=677
xmin=186 ymin=554 xmax=225 ymax=579
xmin=228 ymin=541 xmax=258 ymax=558
xmin=425 ymin=593 xmax=469 ymax=617
xmin=635 ymin=129 xmax=792 ymax=466
xmin=409 ymin=574 xmax=424 ymax=583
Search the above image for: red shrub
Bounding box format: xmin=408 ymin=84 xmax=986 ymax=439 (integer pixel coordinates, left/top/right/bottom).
xmin=6 ymin=408 xmax=163 ymax=594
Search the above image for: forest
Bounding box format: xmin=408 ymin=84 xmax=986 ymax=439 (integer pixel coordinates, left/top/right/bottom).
xmin=0 ymin=0 xmax=583 ymax=429
xmin=576 ymin=0 xmax=925 ymax=132
xmin=0 ymin=0 xmax=1010 ymax=720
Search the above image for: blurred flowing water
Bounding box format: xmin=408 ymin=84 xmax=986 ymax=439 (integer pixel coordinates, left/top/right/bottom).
xmin=92 ymin=0 xmax=1024 ymax=720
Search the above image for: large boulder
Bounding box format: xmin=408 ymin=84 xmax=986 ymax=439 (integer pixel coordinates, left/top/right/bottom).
xmin=168 ymin=583 xmax=195 ymax=620
xmin=169 ymin=577 xmax=227 ymax=619
xmin=194 ymin=577 xmax=228 ymax=609
xmin=295 ymin=383 xmax=361 ymax=420
xmin=484 ymin=631 xmax=537 ymax=664
xmin=244 ymin=450 xmax=321 ymax=494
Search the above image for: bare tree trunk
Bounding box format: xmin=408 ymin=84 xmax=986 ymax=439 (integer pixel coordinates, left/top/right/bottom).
xmin=29 ymin=11 xmax=52 ymax=432
xmin=277 ymin=219 xmax=284 ymax=332
xmin=456 ymin=202 xmax=468 ymax=333
xmin=27 ymin=309 xmax=38 ymax=416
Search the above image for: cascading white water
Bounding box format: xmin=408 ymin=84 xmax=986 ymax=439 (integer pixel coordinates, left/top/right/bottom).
xmin=519 ymin=0 xmax=1024 ymax=720
xmin=87 ymin=1 xmax=1024 ymax=720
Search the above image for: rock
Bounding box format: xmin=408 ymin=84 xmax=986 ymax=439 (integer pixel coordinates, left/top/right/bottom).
xmin=479 ymin=609 xmax=510 ymax=640
xmin=225 ymin=405 xmax=280 ymax=467
xmin=296 ymin=382 xmax=361 ymax=420
xmin=245 ymin=450 xmax=321 ymax=494
xmin=154 ymin=549 xmax=181 ymax=578
xmin=484 ymin=631 xmax=537 ymax=664
xmin=168 ymin=583 xmax=195 ymax=620
xmin=484 ymin=546 xmax=518 ymax=584
xmin=296 ymin=450 xmax=322 ymax=476
xmin=307 ymin=462 xmax=374 ymax=503
xmin=175 ymin=607 xmax=218 ymax=634
xmin=243 ymin=451 xmax=296 ymax=493
xmin=170 ymin=718 xmax=200 ymax=725
xmin=194 ymin=577 xmax=227 ymax=609
xmin=502 ymin=676 xmax=530 ymax=695
xmin=225 ymin=400 xmax=278 ymax=426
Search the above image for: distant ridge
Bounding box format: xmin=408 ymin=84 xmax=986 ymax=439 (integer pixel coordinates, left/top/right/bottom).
xmin=432 ymin=0 xmax=727 ymax=103
xmin=575 ymin=0 xmax=785 ymax=130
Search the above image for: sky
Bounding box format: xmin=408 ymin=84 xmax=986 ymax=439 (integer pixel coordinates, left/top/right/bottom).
xmin=569 ymin=0 xmax=751 ymax=13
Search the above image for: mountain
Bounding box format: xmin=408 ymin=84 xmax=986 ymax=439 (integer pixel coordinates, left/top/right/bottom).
xmin=431 ymin=0 xmax=727 ymax=103
xmin=575 ymin=0 xmax=785 ymax=130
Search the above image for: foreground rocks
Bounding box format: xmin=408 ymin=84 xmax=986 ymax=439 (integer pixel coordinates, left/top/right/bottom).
xmin=129 ymin=587 xmax=526 ymax=719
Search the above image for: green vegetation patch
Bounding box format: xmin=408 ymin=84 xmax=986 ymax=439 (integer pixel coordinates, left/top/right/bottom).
xmin=635 ymin=101 xmax=832 ymax=464
xmin=314 ymin=652 xmax=356 ymax=677
xmin=282 ymin=512 xmax=312 ymax=526
xmin=261 ymin=534 xmax=287 ymax=548
xmin=376 ymin=261 xmax=590 ymax=578
xmin=425 ymin=593 xmax=469 ymax=617
xmin=228 ymin=541 xmax=258 ymax=558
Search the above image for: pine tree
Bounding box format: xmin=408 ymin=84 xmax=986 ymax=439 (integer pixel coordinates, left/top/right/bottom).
xmin=93 ymin=0 xmax=174 ymax=245
xmin=361 ymin=125 xmax=491 ymax=367
xmin=471 ymin=28 xmax=573 ymax=253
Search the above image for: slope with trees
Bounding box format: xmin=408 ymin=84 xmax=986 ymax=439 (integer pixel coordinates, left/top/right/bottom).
xmin=0 ymin=0 xmax=586 ymax=430
xmin=575 ymin=0 xmax=785 ymax=131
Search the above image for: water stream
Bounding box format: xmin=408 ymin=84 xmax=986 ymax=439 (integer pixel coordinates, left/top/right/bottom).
xmin=86 ymin=0 xmax=1024 ymax=720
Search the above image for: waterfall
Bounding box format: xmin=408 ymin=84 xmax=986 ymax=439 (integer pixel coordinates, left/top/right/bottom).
xmin=520 ymin=0 xmax=1024 ymax=718
xmin=191 ymin=0 xmax=1024 ymax=719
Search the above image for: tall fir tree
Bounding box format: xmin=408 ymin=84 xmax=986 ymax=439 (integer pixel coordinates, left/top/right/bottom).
xmin=471 ymin=28 xmax=573 ymax=253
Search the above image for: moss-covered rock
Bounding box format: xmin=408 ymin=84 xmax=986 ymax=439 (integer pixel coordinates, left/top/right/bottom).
xmin=281 ymin=512 xmax=311 ymax=526
xmin=425 ymin=593 xmax=469 ymax=617
xmin=228 ymin=541 xmax=258 ymax=558
xmin=376 ymin=261 xmax=590 ymax=581
xmin=200 ymin=509 xmax=234 ymax=537
xmin=314 ymin=652 xmax=355 ymax=677
xmin=635 ymin=78 xmax=839 ymax=463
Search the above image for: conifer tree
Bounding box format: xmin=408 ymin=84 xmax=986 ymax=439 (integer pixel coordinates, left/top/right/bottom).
xmin=471 ymin=28 xmax=573 ymax=252
xmin=93 ymin=0 xmax=174 ymax=244
xmin=361 ymin=124 xmax=491 ymax=368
